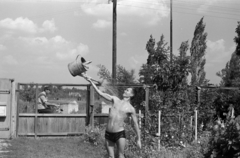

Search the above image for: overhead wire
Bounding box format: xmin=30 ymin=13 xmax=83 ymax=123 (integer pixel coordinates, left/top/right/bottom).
xmin=1 ymin=0 xmax=239 ymax=21
xmin=127 ymin=0 xmax=240 ymax=16
xmin=117 ymin=3 xmax=240 ymax=21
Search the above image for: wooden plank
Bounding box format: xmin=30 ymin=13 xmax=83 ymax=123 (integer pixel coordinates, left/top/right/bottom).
xmin=18 ymin=132 xmax=84 ymax=136
xmin=95 ymin=114 xmax=109 ymax=117
xmin=18 ymin=115 xmax=87 ymax=135
xmin=28 ymin=117 xmax=35 ymax=133
xmin=19 ymin=113 xmax=87 ymax=117
xmin=18 ymin=117 xmax=34 ymax=134
xmin=18 ymin=83 xmax=90 ymax=87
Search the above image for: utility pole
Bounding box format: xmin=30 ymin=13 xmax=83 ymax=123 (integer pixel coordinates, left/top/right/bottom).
xmin=170 ymin=0 xmax=173 ymax=64
xmin=112 ymin=0 xmax=117 ymax=84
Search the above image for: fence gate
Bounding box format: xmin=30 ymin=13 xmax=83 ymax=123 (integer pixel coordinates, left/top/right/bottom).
xmin=0 ymin=78 xmax=16 ymax=138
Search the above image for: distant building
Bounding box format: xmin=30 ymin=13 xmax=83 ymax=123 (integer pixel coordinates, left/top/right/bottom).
xmin=69 ymin=92 xmax=81 ymax=100
xmin=101 ymin=101 xmax=111 ymax=114
xmin=60 ymin=101 xmax=79 ymax=114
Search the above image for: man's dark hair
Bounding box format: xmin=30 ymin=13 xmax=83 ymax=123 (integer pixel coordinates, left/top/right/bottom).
xmin=130 ymin=87 xmax=136 ymax=103
xmin=131 ymin=87 xmax=136 ymax=96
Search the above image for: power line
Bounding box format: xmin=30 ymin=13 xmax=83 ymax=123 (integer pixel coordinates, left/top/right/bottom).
xmin=117 ymin=3 xmax=240 ymax=21
xmin=127 ymin=0 xmax=240 ymax=14
xmin=127 ymin=0 xmax=240 ymax=15
xmin=172 ymin=6 xmax=240 ymax=17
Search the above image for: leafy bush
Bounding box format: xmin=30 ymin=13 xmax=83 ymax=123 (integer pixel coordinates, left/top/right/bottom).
xmin=206 ymin=119 xmax=240 ymax=158
xmin=84 ymin=125 xmax=105 ymax=146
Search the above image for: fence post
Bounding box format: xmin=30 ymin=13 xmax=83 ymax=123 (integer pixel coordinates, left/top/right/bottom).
xmin=139 ymin=110 xmax=141 ymax=130
xmin=86 ymin=85 xmax=90 ymax=126
xmin=194 ymin=110 xmax=198 ymax=141
xmin=16 ymin=83 xmax=20 ymax=137
xmin=144 ymin=86 xmax=149 ymax=126
xmin=34 ymin=84 xmax=38 ymax=138
xmin=158 ymin=110 xmax=161 ymax=150
xmin=89 ymin=86 xmax=95 ymax=128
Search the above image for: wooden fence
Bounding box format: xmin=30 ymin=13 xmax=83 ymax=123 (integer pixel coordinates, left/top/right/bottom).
xmin=16 ymin=83 xmax=147 ymax=137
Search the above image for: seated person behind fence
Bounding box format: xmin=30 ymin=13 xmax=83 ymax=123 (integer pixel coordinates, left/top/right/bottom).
xmin=37 ymin=86 xmax=60 ymax=113
xmin=81 ymin=73 xmax=141 ymax=158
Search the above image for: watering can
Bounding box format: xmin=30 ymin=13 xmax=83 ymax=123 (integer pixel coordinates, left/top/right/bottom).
xmin=68 ymin=55 xmax=100 ymax=84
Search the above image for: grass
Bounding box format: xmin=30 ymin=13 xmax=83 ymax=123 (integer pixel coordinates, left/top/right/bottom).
xmin=2 ymin=136 xmax=107 ymax=158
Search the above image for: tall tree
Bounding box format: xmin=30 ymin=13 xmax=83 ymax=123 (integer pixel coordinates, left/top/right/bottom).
xmin=217 ymin=53 xmax=240 ymax=87
xmin=97 ymin=64 xmax=136 ymax=85
xmin=97 ymin=64 xmax=137 ymax=98
xmin=178 ymin=40 xmax=190 ymax=87
xmin=215 ymin=22 xmax=240 ymax=119
xmin=190 ymin=17 xmax=207 ymax=86
xmin=234 ymin=21 xmax=240 ymax=55
xmin=217 ymin=22 xmax=240 ymax=87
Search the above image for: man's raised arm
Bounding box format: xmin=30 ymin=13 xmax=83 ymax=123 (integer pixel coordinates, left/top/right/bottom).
xmin=82 ymin=73 xmax=114 ymax=102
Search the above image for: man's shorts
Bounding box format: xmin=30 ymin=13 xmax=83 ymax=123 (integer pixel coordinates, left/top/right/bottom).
xmin=105 ymin=130 xmax=126 ymax=143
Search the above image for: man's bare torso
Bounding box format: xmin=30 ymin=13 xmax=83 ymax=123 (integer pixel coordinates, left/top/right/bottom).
xmin=106 ymin=97 xmax=133 ymax=132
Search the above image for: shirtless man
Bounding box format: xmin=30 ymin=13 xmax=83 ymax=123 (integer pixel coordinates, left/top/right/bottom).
xmin=82 ymin=74 xmax=141 ymax=158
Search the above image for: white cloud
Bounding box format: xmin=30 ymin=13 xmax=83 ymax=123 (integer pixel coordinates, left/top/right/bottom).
xmin=0 ymin=17 xmax=38 ymax=33
xmin=207 ymin=39 xmax=225 ymax=52
xmin=76 ymin=43 xmax=89 ymax=56
xmin=204 ymin=38 xmax=234 ymax=84
xmin=51 ymin=35 xmax=69 ymax=44
xmin=93 ymin=19 xmax=111 ymax=29
xmin=18 ymin=35 xmax=89 ymax=61
xmin=19 ymin=36 xmax=48 ymax=45
xmin=19 ymin=35 xmax=68 ymax=46
xmin=206 ymin=39 xmax=232 ymax=63
xmin=81 ymin=0 xmax=169 ymax=26
xmin=41 ymin=19 xmax=57 ymax=33
xmin=196 ymin=0 xmax=218 ymax=13
xmin=0 ymin=17 xmax=57 ymax=33
xmin=129 ymin=53 xmax=148 ymax=69
xmin=56 ymin=43 xmax=89 ymax=60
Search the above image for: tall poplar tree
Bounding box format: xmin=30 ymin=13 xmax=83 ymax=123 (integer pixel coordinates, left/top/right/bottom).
xmin=217 ymin=22 xmax=240 ymax=86
xmin=234 ymin=21 xmax=240 ymax=55
xmin=190 ymin=17 xmax=207 ymax=86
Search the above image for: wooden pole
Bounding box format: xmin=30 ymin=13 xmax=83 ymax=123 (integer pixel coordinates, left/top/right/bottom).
xmin=139 ymin=110 xmax=141 ymax=129
xmin=90 ymin=86 xmax=95 ymax=128
xmin=86 ymin=85 xmax=90 ymax=126
xmin=158 ymin=110 xmax=161 ymax=150
xmin=10 ymin=79 xmax=16 ymax=138
xmin=144 ymin=86 xmax=149 ymax=126
xmin=34 ymin=84 xmax=38 ymax=139
xmin=190 ymin=116 xmax=192 ymax=128
xmin=194 ymin=110 xmax=198 ymax=141
xmin=170 ymin=0 xmax=173 ymax=64
xmin=16 ymin=83 xmax=20 ymax=137
xmin=112 ymin=0 xmax=117 ymax=84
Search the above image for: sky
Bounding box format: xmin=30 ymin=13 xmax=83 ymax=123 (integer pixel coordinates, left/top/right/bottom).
xmin=0 ymin=0 xmax=239 ymax=85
